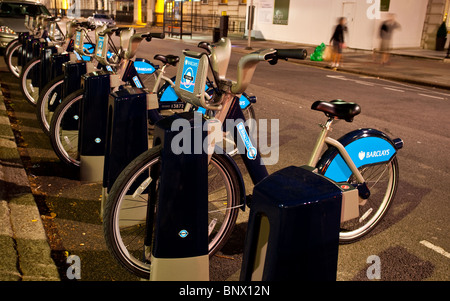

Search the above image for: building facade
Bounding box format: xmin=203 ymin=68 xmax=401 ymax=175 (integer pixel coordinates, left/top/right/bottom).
xmin=39 ymin=0 xmax=450 ymax=50
xmin=40 ymin=0 xmax=247 ymax=34
xmin=246 ymin=0 xmax=450 ymax=50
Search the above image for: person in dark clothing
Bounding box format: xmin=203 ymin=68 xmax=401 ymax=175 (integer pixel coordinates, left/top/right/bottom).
xmin=330 ymin=17 xmax=348 ymax=68
xmin=378 ymin=14 xmax=401 ymax=64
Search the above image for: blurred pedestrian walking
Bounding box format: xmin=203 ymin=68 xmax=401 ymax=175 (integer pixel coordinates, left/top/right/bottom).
xmin=330 ymin=17 xmax=348 ymax=68
xmin=378 ymin=14 xmax=401 ymax=65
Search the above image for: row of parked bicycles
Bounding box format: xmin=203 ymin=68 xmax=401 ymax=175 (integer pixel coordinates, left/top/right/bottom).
xmin=3 ymin=15 xmax=403 ymax=279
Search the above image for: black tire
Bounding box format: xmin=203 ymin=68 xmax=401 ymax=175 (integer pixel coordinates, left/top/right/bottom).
xmin=333 ymin=157 xmax=399 ymax=243
xmin=19 ymin=57 xmax=41 ymax=105
xmin=103 ymin=146 xmax=241 ymax=279
xmin=4 ymin=38 xmax=18 ymax=64
xmin=49 ymin=89 xmax=83 ymax=167
xmin=5 ymin=40 xmax=22 ymax=78
xmin=36 ymin=75 xmax=64 ymax=135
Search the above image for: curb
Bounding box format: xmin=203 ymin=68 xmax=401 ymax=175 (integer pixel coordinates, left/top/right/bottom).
xmin=0 ymin=90 xmax=60 ymax=281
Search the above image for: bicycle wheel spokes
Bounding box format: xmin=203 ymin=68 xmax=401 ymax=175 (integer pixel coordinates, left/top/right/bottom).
xmin=7 ymin=43 xmax=22 ymax=78
xmin=113 ymin=157 xmax=160 ymax=274
xmin=39 ymin=77 xmax=63 ymax=133
xmin=339 ymin=158 xmax=398 ymax=242
xmin=53 ymin=96 xmax=82 ymax=165
xmin=117 ymin=196 xmax=152 ymax=268
xmin=21 ymin=59 xmax=41 ymax=105
xmin=109 ymin=153 xmax=238 ymax=277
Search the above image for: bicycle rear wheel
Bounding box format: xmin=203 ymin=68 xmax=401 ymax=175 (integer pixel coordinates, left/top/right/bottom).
xmin=49 ymin=89 xmax=83 ymax=167
xmin=338 ymin=157 xmax=399 ymax=243
xmin=103 ymin=146 xmax=241 ymax=279
xmin=19 ymin=57 xmax=41 ymax=105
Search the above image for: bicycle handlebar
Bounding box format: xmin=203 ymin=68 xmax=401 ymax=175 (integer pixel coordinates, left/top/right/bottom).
xmin=274 ymin=48 xmax=308 ymax=61
xmin=141 ymin=32 xmax=165 ymax=41
xmin=198 ymin=41 xmax=211 ymax=54
xmin=230 ymin=48 xmax=276 ymax=94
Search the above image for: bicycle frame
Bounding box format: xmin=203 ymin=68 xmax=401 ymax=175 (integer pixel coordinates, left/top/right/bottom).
xmin=307 ymin=118 xmax=365 ymax=183
xmin=203 ymin=66 xmax=401 ymax=204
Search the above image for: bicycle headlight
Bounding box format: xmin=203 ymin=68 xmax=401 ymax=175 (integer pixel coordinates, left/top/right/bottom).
xmin=0 ymin=26 xmax=16 ymax=35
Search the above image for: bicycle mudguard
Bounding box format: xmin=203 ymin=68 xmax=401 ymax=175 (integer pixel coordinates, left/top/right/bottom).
xmin=158 ymin=76 xmax=179 ymax=103
xmin=134 ymin=58 xmax=158 ymax=75
xmin=316 ymin=129 xmax=403 ymax=183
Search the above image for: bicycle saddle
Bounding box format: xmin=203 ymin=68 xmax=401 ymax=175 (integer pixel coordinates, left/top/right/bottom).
xmin=153 ymin=54 xmax=180 ymax=66
xmin=311 ymin=99 xmax=361 ymax=122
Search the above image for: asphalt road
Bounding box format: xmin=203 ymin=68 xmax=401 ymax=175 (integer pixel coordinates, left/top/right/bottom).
xmin=1 ymin=36 xmax=449 ymax=281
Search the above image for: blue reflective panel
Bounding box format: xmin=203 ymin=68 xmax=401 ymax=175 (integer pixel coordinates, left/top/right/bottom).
xmin=81 ymin=43 xmax=94 ymax=61
xmin=134 ymin=60 xmax=156 ymax=74
xmin=238 ymin=94 xmax=251 ymax=110
xmin=324 ymin=137 xmax=396 ymax=182
xmin=83 ymin=43 xmax=95 ymax=54
xmin=160 ymin=85 xmax=178 ymax=102
xmin=237 ymin=122 xmax=257 ymax=160
xmin=132 ymin=76 xmax=143 ymax=88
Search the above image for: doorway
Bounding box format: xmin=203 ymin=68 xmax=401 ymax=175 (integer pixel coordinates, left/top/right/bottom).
xmin=342 ymin=2 xmax=356 ymax=48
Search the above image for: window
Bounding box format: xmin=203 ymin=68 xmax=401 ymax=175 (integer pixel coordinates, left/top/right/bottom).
xmin=0 ymin=3 xmax=50 ymax=18
xmin=240 ymin=0 xmax=247 ymax=4
xmin=380 ymin=0 xmax=390 ymax=12
xmin=201 ymin=0 xmax=208 ymax=4
xmin=220 ymin=0 xmax=228 ymax=4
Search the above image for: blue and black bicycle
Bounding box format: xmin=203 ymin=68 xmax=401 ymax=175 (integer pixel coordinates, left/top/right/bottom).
xmin=102 ymin=38 xmax=403 ymax=279
xmin=48 ymin=33 xmax=256 ymax=166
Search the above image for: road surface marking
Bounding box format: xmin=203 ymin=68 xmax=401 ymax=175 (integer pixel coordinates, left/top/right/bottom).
xmin=355 ymin=81 xmax=375 ymax=86
xmin=420 ymin=240 xmax=450 ymax=259
xmin=418 ymin=93 xmax=445 ymax=100
xmin=326 ymin=75 xmax=348 ymax=80
xmin=383 ymin=87 xmax=404 ymax=92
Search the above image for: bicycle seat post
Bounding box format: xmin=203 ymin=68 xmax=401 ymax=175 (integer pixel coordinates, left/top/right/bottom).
xmin=307 ymin=117 xmax=334 ymax=167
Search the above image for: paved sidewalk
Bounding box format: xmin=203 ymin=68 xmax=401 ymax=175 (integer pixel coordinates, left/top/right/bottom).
xmin=0 ymin=90 xmax=60 ymax=281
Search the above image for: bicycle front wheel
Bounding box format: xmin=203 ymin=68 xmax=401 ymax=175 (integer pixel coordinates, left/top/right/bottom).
xmin=338 ymin=157 xmax=399 ymax=243
xmin=36 ymin=75 xmax=64 ymax=135
xmin=103 ymin=146 xmax=241 ymax=279
xmin=19 ymin=57 xmax=41 ymax=105
xmin=49 ymin=89 xmax=83 ymax=167
xmin=5 ymin=40 xmax=22 ymax=78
